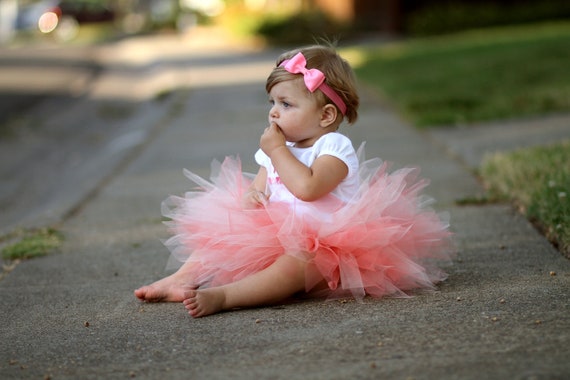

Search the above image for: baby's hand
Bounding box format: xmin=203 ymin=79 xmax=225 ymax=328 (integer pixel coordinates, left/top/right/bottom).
xmin=242 ymin=190 xmax=269 ymax=209
xmin=260 ymin=123 xmax=286 ymax=157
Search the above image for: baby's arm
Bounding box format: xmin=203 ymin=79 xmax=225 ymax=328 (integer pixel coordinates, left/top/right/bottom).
xmin=261 ymin=124 xmax=348 ymax=202
xmin=242 ymin=166 xmax=269 ymax=208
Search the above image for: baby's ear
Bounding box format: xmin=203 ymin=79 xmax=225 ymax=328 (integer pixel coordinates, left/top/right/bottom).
xmin=320 ymin=104 xmax=339 ymax=128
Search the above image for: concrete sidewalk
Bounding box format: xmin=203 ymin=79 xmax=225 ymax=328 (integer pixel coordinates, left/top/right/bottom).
xmin=1 ymin=34 xmax=569 ymax=379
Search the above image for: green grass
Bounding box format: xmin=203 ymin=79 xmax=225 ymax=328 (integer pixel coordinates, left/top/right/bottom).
xmin=1 ymin=228 xmax=64 ymax=261
xmin=352 ymin=21 xmax=570 ymax=127
xmin=480 ymin=141 xmax=570 ymax=257
xmin=349 ymin=21 xmax=570 ymax=257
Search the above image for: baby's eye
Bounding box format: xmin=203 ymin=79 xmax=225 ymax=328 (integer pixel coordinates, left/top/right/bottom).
xmin=268 ymin=99 xmax=275 ymax=106
xmin=282 ymin=102 xmax=290 ymax=108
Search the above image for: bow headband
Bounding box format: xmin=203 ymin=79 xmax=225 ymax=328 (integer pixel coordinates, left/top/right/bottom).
xmin=280 ymin=52 xmax=347 ymax=116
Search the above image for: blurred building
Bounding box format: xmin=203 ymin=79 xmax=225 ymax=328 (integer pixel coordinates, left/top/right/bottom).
xmin=314 ymin=0 xmax=401 ymax=32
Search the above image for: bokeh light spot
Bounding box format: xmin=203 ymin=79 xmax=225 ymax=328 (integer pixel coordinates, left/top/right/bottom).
xmin=38 ymin=12 xmax=59 ymax=34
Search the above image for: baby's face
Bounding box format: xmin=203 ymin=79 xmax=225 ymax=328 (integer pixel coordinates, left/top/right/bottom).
xmin=268 ymin=78 xmax=323 ymax=147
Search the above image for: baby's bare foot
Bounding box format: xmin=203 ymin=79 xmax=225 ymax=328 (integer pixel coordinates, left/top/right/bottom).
xmin=135 ymin=275 xmax=194 ymax=302
xmin=183 ymin=288 xmax=227 ymax=318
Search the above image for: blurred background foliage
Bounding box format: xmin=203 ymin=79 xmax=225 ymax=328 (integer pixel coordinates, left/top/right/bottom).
xmin=403 ymin=0 xmax=570 ymax=36
xmin=3 ymin=0 xmax=570 ymax=46
xmin=219 ymin=0 xmax=570 ymax=45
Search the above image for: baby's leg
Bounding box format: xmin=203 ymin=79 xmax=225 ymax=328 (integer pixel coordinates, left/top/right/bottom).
xmin=183 ymin=254 xmax=306 ymax=317
xmin=134 ymin=260 xmax=196 ymax=302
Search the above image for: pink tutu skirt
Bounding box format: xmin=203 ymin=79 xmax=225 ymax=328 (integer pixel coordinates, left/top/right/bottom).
xmin=162 ymin=150 xmax=452 ymax=300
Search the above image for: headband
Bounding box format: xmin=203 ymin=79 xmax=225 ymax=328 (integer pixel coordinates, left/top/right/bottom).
xmin=280 ymin=52 xmax=347 ymax=116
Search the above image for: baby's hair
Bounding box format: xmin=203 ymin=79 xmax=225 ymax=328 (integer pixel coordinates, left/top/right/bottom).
xmin=266 ymin=45 xmax=359 ymax=125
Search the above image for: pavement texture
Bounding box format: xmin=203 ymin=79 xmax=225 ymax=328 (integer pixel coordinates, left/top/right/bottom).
xmin=1 ymin=29 xmax=569 ymax=379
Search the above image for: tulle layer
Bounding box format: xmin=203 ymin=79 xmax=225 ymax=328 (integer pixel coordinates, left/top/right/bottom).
xmin=162 ymin=151 xmax=452 ymax=300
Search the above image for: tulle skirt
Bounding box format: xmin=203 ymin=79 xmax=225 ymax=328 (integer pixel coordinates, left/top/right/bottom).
xmin=162 ymin=149 xmax=453 ymax=300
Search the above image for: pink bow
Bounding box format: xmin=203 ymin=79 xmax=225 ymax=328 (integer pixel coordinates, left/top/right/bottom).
xmin=282 ymin=52 xmax=325 ymax=92
xmin=280 ymin=52 xmax=347 ymax=115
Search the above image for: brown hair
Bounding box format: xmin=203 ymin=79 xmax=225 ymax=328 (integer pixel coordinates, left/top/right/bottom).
xmin=266 ymin=45 xmax=359 ymax=125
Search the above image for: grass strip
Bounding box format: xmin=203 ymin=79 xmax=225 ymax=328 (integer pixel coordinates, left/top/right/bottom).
xmin=480 ymin=141 xmax=570 ymax=256
xmin=351 ymin=21 xmax=570 ymax=127
xmin=1 ymin=228 xmax=64 ymax=261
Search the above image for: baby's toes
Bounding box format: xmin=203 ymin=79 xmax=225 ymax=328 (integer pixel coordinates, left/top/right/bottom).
xmin=183 ymin=289 xmax=197 ymax=301
xmin=183 ymin=299 xmax=194 ymax=310
xmin=189 ymin=306 xmax=203 ymax=318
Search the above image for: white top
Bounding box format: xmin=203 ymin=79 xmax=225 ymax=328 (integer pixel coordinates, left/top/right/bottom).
xmin=254 ymin=132 xmax=359 ymax=209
